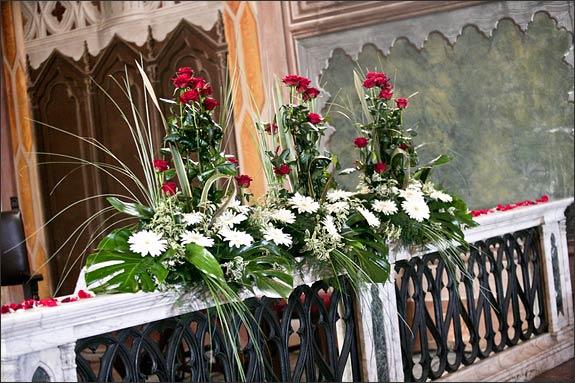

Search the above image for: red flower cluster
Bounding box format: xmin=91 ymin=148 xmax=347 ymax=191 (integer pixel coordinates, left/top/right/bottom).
xmin=1 ymin=290 xmax=93 ymax=315
xmin=173 ymin=67 xmax=218 ymax=110
xmin=354 ymin=137 xmax=368 ymax=148
xmin=235 ymin=174 xmax=253 ymax=188
xmin=282 ymin=75 xmax=320 ymax=100
xmin=307 ymin=113 xmax=323 ymax=124
xmin=153 ymin=159 xmax=169 ymax=172
xmin=396 ymin=98 xmax=408 ymax=109
xmin=374 ymin=162 xmax=387 ymax=174
xmin=363 ymin=72 xmax=389 ymax=89
xmin=274 ymin=164 xmax=291 ymax=176
xmin=161 ymin=181 xmax=177 ymax=195
xmin=471 ymin=195 xmax=549 ymax=217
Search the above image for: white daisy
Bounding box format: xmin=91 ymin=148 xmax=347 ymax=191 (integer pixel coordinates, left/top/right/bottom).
xmin=326 ymin=189 xmax=354 ymax=202
xmin=372 ymin=200 xmax=398 ymax=215
xmin=402 ymin=198 xmax=430 ymax=222
xmin=181 ymin=230 xmax=214 ymax=248
xmin=430 ymin=190 xmax=453 ymax=202
xmin=399 ymin=188 xmax=424 ymax=201
xmin=220 ymin=228 xmax=254 ymax=248
xmin=128 ymin=230 xmax=167 ymax=257
xmin=263 ymin=226 xmax=292 ymax=246
xmin=326 ymin=201 xmax=349 ymax=215
xmin=270 ymin=208 xmax=296 ymax=224
xmin=182 ymin=212 xmax=204 ymax=226
xmin=216 ymin=210 xmax=247 ymax=228
xmin=322 ymin=215 xmax=342 ymax=240
xmin=226 ymin=199 xmax=251 ymax=214
xmin=356 ymin=207 xmax=381 ymax=227
xmin=288 ymin=193 xmax=320 ymax=214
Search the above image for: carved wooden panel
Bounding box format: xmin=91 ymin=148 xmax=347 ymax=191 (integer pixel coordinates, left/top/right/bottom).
xmin=27 ymin=19 xmax=228 ymax=295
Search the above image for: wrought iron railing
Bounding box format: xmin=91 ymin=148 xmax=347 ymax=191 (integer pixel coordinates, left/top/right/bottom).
xmin=75 ymin=278 xmax=361 ymax=382
xmin=395 ymin=227 xmax=548 ymax=382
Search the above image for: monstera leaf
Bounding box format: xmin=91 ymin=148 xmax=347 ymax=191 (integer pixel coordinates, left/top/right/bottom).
xmin=86 ymin=228 xmax=168 ymax=293
xmin=243 ymin=254 xmax=294 ymax=298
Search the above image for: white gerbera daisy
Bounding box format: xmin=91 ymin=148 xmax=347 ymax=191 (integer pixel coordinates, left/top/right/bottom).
xmin=322 ymin=215 xmax=342 ymax=240
xmin=430 ymin=190 xmax=453 ymax=202
xmin=216 ymin=210 xmax=247 ymax=228
xmin=263 ymin=226 xmax=292 ymax=246
xmin=270 ymin=208 xmax=296 ymax=224
xmin=326 ymin=201 xmax=349 ymax=215
xmin=372 ymin=200 xmax=398 ymax=215
xmin=326 ymin=189 xmax=354 ymax=202
xmin=402 ymin=198 xmax=430 ymax=222
xmin=226 ymin=199 xmax=251 ymax=214
xmin=288 ymin=192 xmax=320 ymax=214
xmin=181 ymin=230 xmax=214 ymax=248
xmin=220 ymin=228 xmax=254 ymax=248
xmin=399 ymin=188 xmax=424 ymax=201
xmin=128 ymin=230 xmax=167 ymax=257
xmin=182 ymin=212 xmax=204 ymax=226
xmin=356 ymin=207 xmax=381 ymax=227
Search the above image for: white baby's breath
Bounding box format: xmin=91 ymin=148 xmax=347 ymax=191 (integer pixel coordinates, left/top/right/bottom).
xmin=372 ymin=200 xmax=398 ymax=215
xmin=180 ymin=230 xmax=214 ymax=248
xmin=289 ymin=192 xmax=320 ymax=214
xmin=128 ymin=230 xmax=167 ymax=257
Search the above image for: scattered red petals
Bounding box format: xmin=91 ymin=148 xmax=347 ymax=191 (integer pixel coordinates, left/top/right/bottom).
xmin=1 ymin=290 xmax=94 ymax=315
xmin=471 ymin=195 xmax=549 ymax=217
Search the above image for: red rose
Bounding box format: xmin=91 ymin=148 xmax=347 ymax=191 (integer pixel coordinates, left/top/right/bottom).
xmin=172 ymin=73 xmax=192 ymax=89
xmin=363 ymin=72 xmax=389 ymax=88
xmin=282 ymin=75 xmax=300 ymax=86
xmin=177 ymin=67 xmax=194 ymax=77
xmin=274 ymin=164 xmax=291 ymax=176
xmin=228 ymin=157 xmax=238 ymax=164
xmin=395 ymin=98 xmax=408 ymax=109
xmin=354 ymin=137 xmax=368 ymax=148
xmin=189 ymin=77 xmax=206 ymax=89
xmin=200 ymin=84 xmax=213 ymax=96
xmin=377 ymin=89 xmax=393 ymax=100
xmin=78 ymin=290 xmax=92 ymax=299
xmin=235 ymin=174 xmax=253 ymax=188
xmin=302 ymin=87 xmax=320 ymax=101
xmin=180 ymin=89 xmax=199 ymax=104
xmin=296 ymin=77 xmax=311 ymax=92
xmin=162 ymin=181 xmax=177 ymax=195
xmin=202 ymin=97 xmax=220 ymax=111
xmin=153 ymin=159 xmax=169 ymax=172
xmin=307 ymin=113 xmax=322 ymax=124
xmin=282 ymin=75 xmax=311 ymax=92
xmin=265 ymin=123 xmax=278 ymax=133
xmin=374 ymin=162 xmax=387 ymax=174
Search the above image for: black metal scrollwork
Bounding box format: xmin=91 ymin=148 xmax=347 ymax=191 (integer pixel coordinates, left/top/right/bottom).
xmin=75 ymin=277 xmax=360 ymax=382
xmin=395 ymin=227 xmax=547 ymax=382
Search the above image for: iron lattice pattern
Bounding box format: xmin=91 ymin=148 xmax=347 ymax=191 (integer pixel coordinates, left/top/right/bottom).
xmin=75 ymin=278 xmax=360 ymax=382
xmin=395 ymin=227 xmax=547 ymax=382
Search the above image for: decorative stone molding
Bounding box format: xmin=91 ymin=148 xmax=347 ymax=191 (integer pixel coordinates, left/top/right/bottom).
xmin=21 ymin=1 xmax=223 ymax=69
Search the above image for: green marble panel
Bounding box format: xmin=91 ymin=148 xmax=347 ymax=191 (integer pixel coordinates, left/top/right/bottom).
xmin=321 ymin=12 xmax=574 ymax=209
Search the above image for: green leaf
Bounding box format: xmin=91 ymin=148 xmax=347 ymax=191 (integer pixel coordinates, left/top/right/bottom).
xmin=107 ymin=197 xmax=153 ymax=219
xmin=184 ymin=243 xmax=225 ymax=282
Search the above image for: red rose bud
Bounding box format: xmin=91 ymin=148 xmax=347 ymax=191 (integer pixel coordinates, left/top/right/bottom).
xmin=78 ymin=290 xmax=92 ymax=299
xmin=180 ymin=89 xmax=199 ymax=104
xmin=354 ymin=137 xmax=368 ymax=148
xmin=377 ymin=89 xmax=393 ymax=100
xmin=302 ymin=87 xmax=320 ymax=101
xmin=396 ymin=98 xmax=408 ymax=109
xmin=202 ymin=97 xmax=220 ymax=111
xmin=307 ymin=113 xmax=322 ymax=124
xmin=228 ymin=157 xmax=238 ymax=164
xmin=189 ymin=77 xmax=206 ymax=89
xmin=374 ymin=162 xmax=387 ymax=174
xmin=265 ymin=123 xmax=278 ymax=133
xmin=282 ymin=75 xmax=300 ymax=86
xmin=235 ymin=174 xmax=253 ymax=188
xmin=177 ymin=67 xmax=194 ymax=76
xmin=162 ymin=181 xmax=177 ymax=195
xmin=153 ymin=159 xmax=169 ymax=172
xmin=172 ymin=73 xmax=192 ymax=89
xmin=296 ymin=77 xmax=311 ymax=92
xmin=200 ymin=84 xmax=213 ymax=96
xmin=274 ymin=164 xmax=291 ymax=176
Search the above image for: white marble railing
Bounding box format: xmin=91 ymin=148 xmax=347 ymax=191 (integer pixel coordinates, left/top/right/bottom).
xmin=1 ymin=198 xmax=573 ymax=382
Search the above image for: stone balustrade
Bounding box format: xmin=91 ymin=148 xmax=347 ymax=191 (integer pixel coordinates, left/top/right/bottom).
xmin=1 ymin=198 xmax=573 ymax=382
